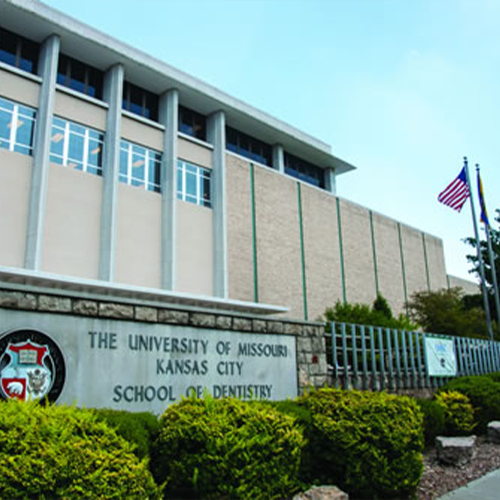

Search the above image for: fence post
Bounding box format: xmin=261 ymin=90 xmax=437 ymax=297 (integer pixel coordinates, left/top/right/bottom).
xmin=377 ymin=327 xmax=386 ymax=391
xmin=415 ymin=332 xmax=424 ymax=389
xmin=331 ymin=322 xmax=339 ymax=388
xmin=341 ymin=323 xmax=350 ymax=389
xmin=360 ymin=325 xmax=368 ymax=390
xmin=351 ymin=324 xmax=359 ymax=390
xmin=370 ymin=326 xmax=378 ymax=391
xmin=455 ymin=337 xmax=464 ymax=376
xmin=393 ymin=329 xmax=402 ymax=390
xmin=385 ymin=328 xmax=394 ymax=391
xmin=422 ymin=333 xmax=431 ymax=388
xmin=408 ymin=331 xmax=417 ymax=389
xmin=401 ymin=330 xmax=410 ymax=388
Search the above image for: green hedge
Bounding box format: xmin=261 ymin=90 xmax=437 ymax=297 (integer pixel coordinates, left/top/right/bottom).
xmin=0 ymin=400 xmax=161 ymax=499
xmin=298 ymin=388 xmax=424 ymax=499
xmin=415 ymin=398 xmax=445 ymax=448
xmin=434 ymin=391 xmax=476 ymax=436
xmin=151 ymin=395 xmax=305 ymax=500
xmin=440 ymin=374 xmax=500 ymax=433
xmin=93 ymin=408 xmax=160 ymax=459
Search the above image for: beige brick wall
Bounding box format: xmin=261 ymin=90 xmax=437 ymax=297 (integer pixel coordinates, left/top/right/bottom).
xmin=339 ymin=199 xmax=377 ymax=306
xmin=54 ymin=91 xmax=106 ymax=131
xmin=372 ymin=212 xmax=406 ymax=313
xmin=301 ymin=184 xmax=342 ymax=320
xmin=176 ymin=200 xmax=214 ymax=296
xmin=401 ymin=224 xmax=429 ymax=301
xmin=115 ymin=183 xmax=162 ymax=289
xmin=448 ymin=275 xmax=479 ymax=295
xmin=0 ymin=67 xmax=39 ymax=107
xmin=178 ymin=137 xmax=212 ymax=169
xmin=226 ymin=155 xmax=255 ymax=302
xmin=121 ymin=116 xmax=163 ymax=151
xmin=254 ymin=166 xmax=303 ymax=318
xmin=42 ymin=163 xmax=102 ymax=280
xmin=424 ymin=234 xmax=448 ymax=291
xmin=0 ymin=150 xmax=31 ymax=268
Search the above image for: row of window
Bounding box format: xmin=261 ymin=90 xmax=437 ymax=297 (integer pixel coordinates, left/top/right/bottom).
xmin=0 ymin=27 xmax=327 ymax=188
xmin=2 ymin=94 xmax=325 ymax=197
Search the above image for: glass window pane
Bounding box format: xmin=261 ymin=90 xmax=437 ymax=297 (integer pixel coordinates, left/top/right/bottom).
xmin=0 ymin=109 xmax=11 ymax=142
xmin=148 ymin=158 xmax=160 ymax=187
xmin=69 ymin=59 xmax=86 ymax=94
xmin=0 ymin=32 xmax=17 ymax=67
xmin=131 ymin=153 xmax=145 ymax=182
xmin=87 ymin=139 xmax=103 ymax=167
xmin=185 ymin=171 xmax=196 ymax=197
xmin=69 ymin=122 xmax=86 ymax=136
xmin=177 ymin=165 xmax=183 ymax=194
xmin=67 ymin=133 xmax=84 ymax=162
xmin=15 ymin=118 xmax=35 ymax=148
xmin=13 ymin=144 xmax=30 ymax=155
xmin=0 ymin=97 xmax=14 ymax=112
xmin=120 ymin=149 xmax=129 ymax=176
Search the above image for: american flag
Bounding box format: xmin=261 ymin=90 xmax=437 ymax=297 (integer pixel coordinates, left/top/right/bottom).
xmin=438 ymin=167 xmax=470 ymax=212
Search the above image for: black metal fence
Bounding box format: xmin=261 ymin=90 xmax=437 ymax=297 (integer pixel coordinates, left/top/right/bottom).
xmin=328 ymin=322 xmax=500 ymax=391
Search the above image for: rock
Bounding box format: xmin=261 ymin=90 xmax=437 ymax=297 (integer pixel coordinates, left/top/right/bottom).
xmin=436 ymin=436 xmax=477 ymax=466
xmin=293 ymin=486 xmax=349 ymax=500
xmin=487 ymin=421 xmax=500 ymax=443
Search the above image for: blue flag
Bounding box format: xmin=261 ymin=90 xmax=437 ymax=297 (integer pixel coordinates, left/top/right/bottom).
xmin=477 ymin=170 xmax=490 ymax=226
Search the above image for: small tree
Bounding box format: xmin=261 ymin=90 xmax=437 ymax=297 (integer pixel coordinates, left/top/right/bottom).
xmin=407 ymin=287 xmax=492 ymax=339
xmin=324 ymin=294 xmax=416 ymax=330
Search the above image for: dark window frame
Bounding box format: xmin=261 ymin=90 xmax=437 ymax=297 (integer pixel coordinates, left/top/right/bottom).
xmin=0 ymin=26 xmax=39 ymax=74
xmin=284 ymin=152 xmax=325 ymax=188
xmin=122 ymin=81 xmax=159 ymax=122
xmin=57 ymin=54 xmax=104 ymax=100
xmin=178 ymin=105 xmax=206 ymax=141
xmin=225 ymin=126 xmax=272 ymax=167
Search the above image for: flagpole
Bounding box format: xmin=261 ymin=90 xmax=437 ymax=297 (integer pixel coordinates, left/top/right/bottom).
xmin=464 ymin=157 xmax=493 ymax=340
xmin=485 ymin=224 xmax=500 ymax=334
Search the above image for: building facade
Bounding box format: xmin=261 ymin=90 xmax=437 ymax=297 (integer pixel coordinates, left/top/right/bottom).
xmin=0 ymin=0 xmax=460 ymax=321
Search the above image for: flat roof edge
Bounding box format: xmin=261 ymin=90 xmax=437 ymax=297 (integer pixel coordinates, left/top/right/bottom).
xmin=0 ymin=266 xmax=289 ymax=316
xmin=6 ymin=0 xmax=334 ymax=156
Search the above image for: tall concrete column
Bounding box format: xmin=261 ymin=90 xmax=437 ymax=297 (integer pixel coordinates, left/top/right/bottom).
xmin=325 ymin=167 xmax=337 ymax=195
xmin=272 ymin=144 xmax=285 ymax=173
xmin=25 ymin=34 xmax=60 ymax=270
xmin=98 ymin=64 xmax=124 ymax=282
xmin=207 ymin=110 xmax=228 ymax=298
xmin=159 ymin=89 xmax=178 ymax=290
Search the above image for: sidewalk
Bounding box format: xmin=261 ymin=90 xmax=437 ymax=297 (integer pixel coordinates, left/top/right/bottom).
xmin=437 ymin=468 xmax=500 ymax=500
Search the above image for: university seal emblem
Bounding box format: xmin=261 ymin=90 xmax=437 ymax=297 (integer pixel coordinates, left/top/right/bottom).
xmin=0 ymin=330 xmax=65 ymax=402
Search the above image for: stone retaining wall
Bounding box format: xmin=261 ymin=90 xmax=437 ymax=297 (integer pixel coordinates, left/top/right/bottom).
xmin=0 ymin=288 xmax=328 ymax=394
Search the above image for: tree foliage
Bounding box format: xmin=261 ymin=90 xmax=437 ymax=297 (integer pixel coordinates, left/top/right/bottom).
xmin=324 ymin=294 xmax=417 ymax=330
xmin=407 ymin=287 xmax=492 ymax=338
xmin=464 ymin=208 xmax=500 ymax=313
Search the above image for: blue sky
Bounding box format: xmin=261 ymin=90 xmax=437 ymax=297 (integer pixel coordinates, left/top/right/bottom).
xmin=43 ymin=0 xmax=500 ymax=282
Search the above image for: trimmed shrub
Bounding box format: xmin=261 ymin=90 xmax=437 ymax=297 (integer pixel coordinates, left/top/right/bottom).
xmin=0 ymin=400 xmax=161 ymax=499
xmin=440 ymin=375 xmax=500 ymax=433
xmin=434 ymin=391 xmax=476 ymax=436
xmin=298 ymin=388 xmax=424 ymax=499
xmin=416 ymin=398 xmax=446 ymax=448
xmin=93 ymin=408 xmax=160 ymax=459
xmin=151 ymin=395 xmax=305 ymax=500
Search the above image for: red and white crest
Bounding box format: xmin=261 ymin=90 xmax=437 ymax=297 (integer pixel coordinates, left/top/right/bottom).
xmin=0 ymin=341 xmax=52 ymax=401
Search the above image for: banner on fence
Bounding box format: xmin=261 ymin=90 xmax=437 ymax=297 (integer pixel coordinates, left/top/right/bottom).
xmin=424 ymin=335 xmax=457 ymax=377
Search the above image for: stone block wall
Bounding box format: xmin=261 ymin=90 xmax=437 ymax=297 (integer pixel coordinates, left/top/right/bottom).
xmin=0 ymin=287 xmax=328 ymax=395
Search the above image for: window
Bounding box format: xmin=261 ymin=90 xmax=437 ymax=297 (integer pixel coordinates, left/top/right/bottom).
xmin=0 ymin=96 xmax=36 ymax=156
xmin=177 ymin=160 xmax=211 ymax=208
xmin=0 ymin=27 xmax=38 ymax=74
xmin=178 ymin=106 xmax=206 ymax=140
xmin=49 ymin=117 xmax=104 ymax=176
xmin=226 ymin=126 xmax=272 ymax=167
xmin=57 ymin=54 xmax=103 ymax=99
xmin=120 ymin=140 xmax=161 ymax=193
xmin=122 ymin=82 xmax=159 ymax=122
xmin=284 ymin=152 xmax=325 ymax=188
